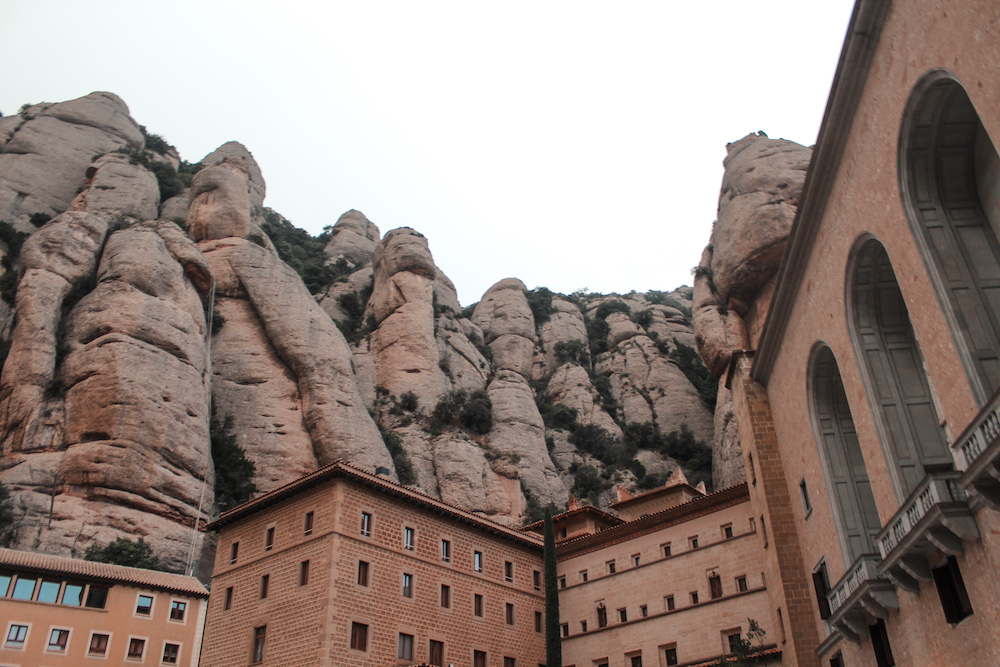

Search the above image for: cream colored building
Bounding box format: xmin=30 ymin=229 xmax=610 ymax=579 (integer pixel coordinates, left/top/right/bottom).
xmin=0 ymin=548 xmax=207 ymax=666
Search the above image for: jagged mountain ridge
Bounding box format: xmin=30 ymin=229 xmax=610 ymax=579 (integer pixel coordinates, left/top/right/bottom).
xmin=0 ymin=92 xmax=715 ymax=572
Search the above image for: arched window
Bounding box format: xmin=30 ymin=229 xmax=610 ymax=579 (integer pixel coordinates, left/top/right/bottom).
xmin=849 ymin=239 xmax=951 ymax=497
xmin=810 ymin=345 xmax=881 ymax=562
xmin=900 ymin=71 xmax=1000 ymax=404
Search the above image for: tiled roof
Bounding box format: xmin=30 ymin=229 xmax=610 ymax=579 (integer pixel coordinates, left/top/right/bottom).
xmin=207 ymin=461 xmax=544 ymax=550
xmin=610 ymin=477 xmax=700 ymax=510
xmin=0 ymin=548 xmax=208 ymax=598
xmin=682 ymin=645 xmax=781 ymax=667
xmin=521 ymin=504 xmax=624 ymax=532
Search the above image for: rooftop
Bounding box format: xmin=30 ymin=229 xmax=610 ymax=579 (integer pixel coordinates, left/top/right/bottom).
xmin=0 ymin=548 xmax=208 ymax=598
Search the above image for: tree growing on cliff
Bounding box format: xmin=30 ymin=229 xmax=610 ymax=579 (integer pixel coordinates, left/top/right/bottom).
xmin=543 ymin=508 xmax=562 ymax=667
xmin=84 ymin=537 xmax=163 ymax=571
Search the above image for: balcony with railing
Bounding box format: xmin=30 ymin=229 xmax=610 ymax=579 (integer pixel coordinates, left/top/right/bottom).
xmin=875 ymin=471 xmax=979 ymax=593
xmin=824 ymin=554 xmax=897 ymax=643
xmin=953 ymin=388 xmax=1000 ymax=509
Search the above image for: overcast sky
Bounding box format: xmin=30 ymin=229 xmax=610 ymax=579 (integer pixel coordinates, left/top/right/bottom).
xmin=0 ymin=1 xmax=856 ymax=306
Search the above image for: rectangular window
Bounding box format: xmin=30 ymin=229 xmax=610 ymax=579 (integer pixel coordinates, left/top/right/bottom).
xmin=61 ymin=582 xmax=83 ymax=606
xmin=300 ymin=560 xmax=310 ymax=586
xmin=265 ymin=526 xmax=275 ymax=551
xmin=360 ymin=511 xmax=372 ymax=536
xmin=761 ymin=515 xmax=768 ymax=548
xmin=606 ymin=560 xmax=616 ymax=574
xmin=136 ymin=593 xmax=153 ymax=616
xmin=441 ymin=539 xmax=452 ymax=562
xmin=559 ymin=576 xmax=566 ymax=588
xmin=870 ymin=619 xmax=895 ymax=667
xmin=0 ymin=573 xmax=9 ymax=597
xmin=441 ymin=584 xmax=451 ymax=608
xmin=37 ymin=579 xmax=60 ymax=603
xmin=709 ymin=574 xmax=723 ymax=599
xmin=533 ymin=570 xmax=541 ymax=591
xmin=404 ymin=526 xmax=415 ymax=550
xmin=663 ymin=543 xmax=672 ymax=557
xmin=505 ymin=658 xmax=517 ymax=667
xmin=933 ymin=556 xmax=974 ymax=624
xmin=47 ymin=628 xmax=69 ymax=652
xmin=535 ymin=611 xmax=543 ymax=633
xmin=749 ymin=453 xmax=756 ymax=485
xmin=224 ymin=587 xmax=233 ymax=610
xmin=475 ymin=650 xmax=488 ymax=667
xmin=430 ymin=640 xmax=444 ymax=665
xmin=474 ymin=550 xmax=483 ymax=572
xmin=128 ymin=637 xmax=146 ymax=660
xmin=665 ymin=595 xmax=675 ymax=611
xmin=580 ymin=570 xmax=588 ymax=582
xmin=402 ymin=573 xmax=413 ymax=598
xmin=689 ymin=536 xmax=699 ymax=549
xmin=506 ymin=602 xmax=515 ymax=625
xmin=800 ymin=479 xmax=812 ymax=513
xmin=505 ymin=560 xmax=514 ymax=582
xmin=690 ymin=591 xmax=699 ymax=605
xmin=89 ymin=632 xmax=109 ymax=656
xmin=252 ymin=625 xmax=266 ymax=663
xmin=727 ymin=632 xmax=742 ymax=653
xmin=664 ymin=645 xmax=678 ymax=666
xmin=5 ymin=623 xmax=27 ymax=648
xmin=260 ymin=574 xmax=269 ymax=599
xmin=11 ymin=576 xmax=36 ymax=599
xmin=398 ymin=633 xmax=414 ymax=660
xmin=723 ymin=524 xmax=734 ymax=539
xmin=474 ymin=593 xmax=484 ymax=617
xmin=597 ymin=604 xmax=608 ymax=628
xmin=230 ymin=542 xmax=239 ymax=564
xmin=640 ymin=604 xmax=648 ymax=617
xmin=829 ymin=653 xmax=844 ymax=667
xmin=304 ymin=510 xmax=314 ymax=535
xmin=630 ymin=656 xmax=643 ymax=667
xmin=170 ymin=600 xmax=187 ymax=621
xmin=163 ymin=642 xmax=180 ymax=664
xmin=84 ymin=584 xmax=108 ymax=609
xmin=581 ymin=620 xmax=588 ymax=632
xmin=813 ymin=564 xmax=832 ymax=620
xmin=358 ymin=560 xmax=370 ymax=586
xmin=560 ymin=623 xmax=569 ymax=638
xmin=350 ymin=622 xmax=368 ymax=651
xmin=632 ymin=554 xmax=641 ymax=567
xmin=737 ymin=576 xmax=748 ymax=592
xmin=618 ymin=607 xmax=627 ymax=623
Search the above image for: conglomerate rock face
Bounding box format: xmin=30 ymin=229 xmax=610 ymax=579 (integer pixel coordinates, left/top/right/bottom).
xmin=0 ymin=91 xmax=722 ymax=571
xmin=692 ymin=132 xmax=812 ymax=484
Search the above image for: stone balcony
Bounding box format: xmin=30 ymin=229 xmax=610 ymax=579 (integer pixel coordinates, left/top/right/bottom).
xmin=825 ymin=554 xmax=897 ymax=643
xmin=876 ymin=471 xmax=979 ymax=593
xmin=954 ymin=388 xmax=1000 ymax=509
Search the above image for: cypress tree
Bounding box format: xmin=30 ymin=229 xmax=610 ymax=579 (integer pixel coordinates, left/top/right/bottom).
xmin=544 ymin=507 xmax=562 ymax=667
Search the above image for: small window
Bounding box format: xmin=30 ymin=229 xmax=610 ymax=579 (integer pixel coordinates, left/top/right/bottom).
xmin=252 ymin=625 xmax=266 ymax=663
xmin=632 ymin=554 xmax=641 ymax=567
xmin=170 ymin=600 xmax=187 ymax=621
xmin=230 ymin=542 xmax=239 ymax=565
xmin=398 ymin=633 xmax=414 ymax=660
xmin=737 ymin=576 xmax=748 ymax=593
xmin=128 ymin=637 xmax=146 ymax=661
xmin=606 ymin=560 xmax=616 ymax=574
xmin=37 ymin=579 xmax=60 ymax=603
xmin=61 ymin=582 xmax=84 ymax=606
xmin=662 ymin=543 xmax=672 ymax=557
xmin=475 ymin=649 xmax=489 ymax=667
xmin=829 ymin=652 xmax=845 ymax=667
xmin=505 ymin=561 xmax=514 ymax=582
xmin=11 ymin=576 xmax=36 ymax=599
xmin=304 ymin=510 xmax=314 ymax=535
xmin=559 ymin=527 xmax=567 ymax=539
xmin=559 ymin=575 xmax=566 ymax=589
xmin=665 ymin=595 xmax=675 ymax=611
xmin=581 ymin=620 xmax=588 ymax=632
xmin=474 ymin=550 xmax=483 ymax=572
xmin=89 ymin=632 xmax=109 ymax=656
xmin=224 ymin=587 xmax=233 ymax=611
xmin=506 ymin=602 xmax=515 ymax=625
xmin=560 ymin=623 xmax=569 ymax=637
xmin=761 ymin=515 xmax=768 ymax=548
xmin=47 ymin=628 xmax=69 ymax=652
xmin=358 ymin=560 xmax=370 ymax=587
xmin=441 ymin=584 xmax=451 ymax=608
xmin=404 ymin=526 xmax=415 ymax=550
xmin=474 ymin=593 xmax=484 ymax=617
xmin=260 ymin=574 xmax=269 ymax=599
xmin=350 ymin=622 xmax=368 ymax=651
xmin=505 ymin=657 xmax=517 ymax=667
xmin=580 ymin=570 xmax=588 ymax=582
xmin=441 ymin=539 xmax=452 ymax=562
xmin=813 ymin=564 xmax=831 ymax=620
xmin=300 ymin=560 xmax=310 ymax=586
xmin=689 ymin=536 xmax=699 ymax=549
xmin=5 ymin=623 xmax=27 ymax=648
xmin=933 ymin=556 xmax=974 ymax=624
xmin=749 ymin=453 xmax=757 ymax=486
xmin=723 ymin=524 xmax=734 ymax=539
xmin=800 ymin=479 xmax=812 ymax=514
xmin=597 ymin=604 xmax=608 ymax=628
xmin=86 ymin=585 xmax=108 ymax=609
xmin=402 ymin=573 xmax=413 ymax=598
xmin=709 ymin=574 xmax=723 ymax=599
xmin=640 ymin=604 xmax=648 ymax=617
xmin=163 ymin=642 xmax=180 ymax=664
xmin=663 ymin=644 xmax=678 ymax=666
xmin=535 ymin=611 xmax=543 ymax=633
xmin=360 ymin=511 xmax=372 ymax=537
xmin=136 ymin=594 xmax=153 ymax=616
xmin=430 ymin=639 xmax=445 ymax=665
xmin=265 ymin=526 xmax=275 ymax=551
xmin=533 ymin=570 xmax=541 ymax=591
xmin=630 ymin=656 xmax=643 ymax=667
xmin=0 ymin=573 xmax=11 ymax=597
xmin=690 ymin=591 xmax=699 ymax=605
xmin=618 ymin=607 xmax=628 ymax=623
xmin=727 ymin=632 xmax=742 ymax=654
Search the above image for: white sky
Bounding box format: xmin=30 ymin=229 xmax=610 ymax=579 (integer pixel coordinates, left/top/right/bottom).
xmin=0 ymin=0 xmax=856 ymax=306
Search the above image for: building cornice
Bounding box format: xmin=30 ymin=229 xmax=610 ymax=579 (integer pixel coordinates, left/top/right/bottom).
xmin=752 ymin=0 xmax=891 ymax=383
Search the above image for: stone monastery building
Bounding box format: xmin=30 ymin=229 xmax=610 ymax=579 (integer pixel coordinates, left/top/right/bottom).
xmin=199 ymin=0 xmax=1000 ymax=665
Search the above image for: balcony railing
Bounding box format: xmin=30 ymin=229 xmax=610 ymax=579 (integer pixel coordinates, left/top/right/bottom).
xmin=825 ymin=554 xmax=897 ymax=644
xmin=954 ymin=388 xmax=1000 ymax=509
xmin=876 ymin=471 xmax=978 ymax=592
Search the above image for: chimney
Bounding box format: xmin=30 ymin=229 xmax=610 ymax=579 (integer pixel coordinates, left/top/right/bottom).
xmin=568 ymin=496 xmax=579 ymax=511
xmin=374 ymin=466 xmax=391 ymax=477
